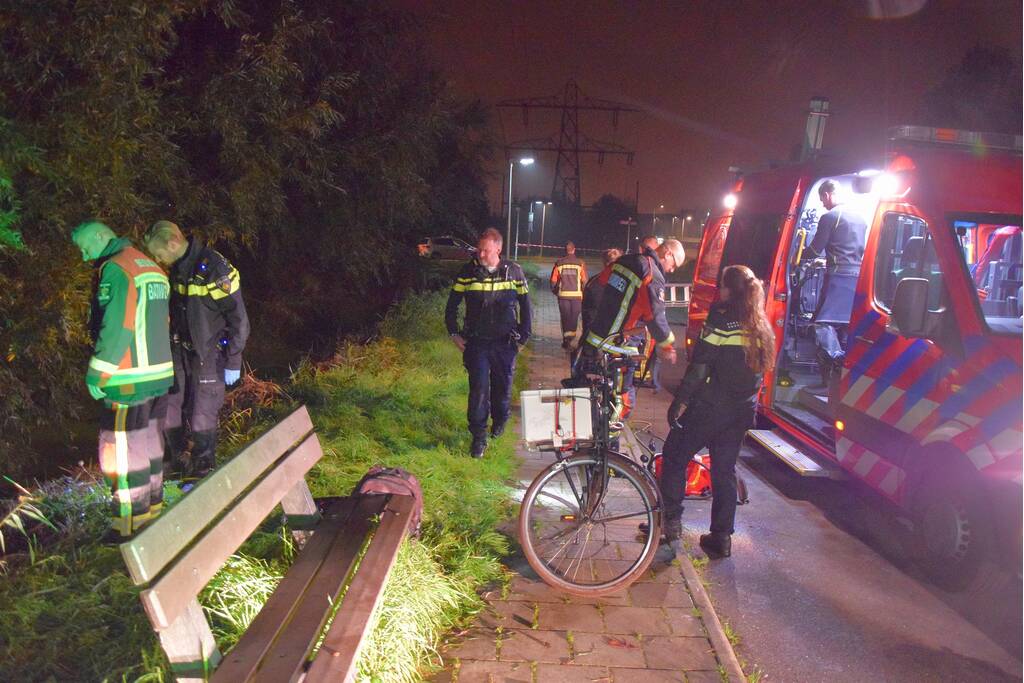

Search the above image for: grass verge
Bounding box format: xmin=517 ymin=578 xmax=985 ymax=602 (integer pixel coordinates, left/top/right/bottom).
xmin=0 ymin=288 xmax=528 ymax=682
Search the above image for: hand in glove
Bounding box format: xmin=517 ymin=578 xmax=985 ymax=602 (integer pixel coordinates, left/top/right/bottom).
xmin=224 ymin=368 xmax=241 ymax=386
xmin=667 ymin=400 xmax=687 ymax=428
xmin=87 ymin=384 xmax=106 ymax=401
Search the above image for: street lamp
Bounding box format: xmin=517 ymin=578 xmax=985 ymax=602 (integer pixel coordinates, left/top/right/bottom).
xmin=507 ymin=155 xmax=535 ymax=253
xmin=653 ymin=204 xmax=664 ymax=232
xmin=535 ymin=201 xmax=552 ymax=256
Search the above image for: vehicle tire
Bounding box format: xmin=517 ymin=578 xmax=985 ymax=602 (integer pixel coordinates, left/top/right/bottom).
xmin=910 ymin=469 xmax=994 ymax=591
xmin=519 ymin=451 xmax=661 ymax=596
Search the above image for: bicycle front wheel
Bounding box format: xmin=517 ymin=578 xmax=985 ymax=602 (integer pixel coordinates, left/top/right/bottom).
xmin=518 ymin=451 xmax=661 ymax=596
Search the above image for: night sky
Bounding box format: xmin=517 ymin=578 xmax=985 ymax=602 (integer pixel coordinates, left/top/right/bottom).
xmin=394 ymin=0 xmax=1021 ymax=213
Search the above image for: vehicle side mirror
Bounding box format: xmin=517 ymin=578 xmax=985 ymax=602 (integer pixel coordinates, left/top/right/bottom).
xmin=892 ymin=277 xmax=929 ymax=337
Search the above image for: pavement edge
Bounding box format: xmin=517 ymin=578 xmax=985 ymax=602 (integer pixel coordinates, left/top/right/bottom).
xmin=622 ymin=424 xmax=748 ymax=682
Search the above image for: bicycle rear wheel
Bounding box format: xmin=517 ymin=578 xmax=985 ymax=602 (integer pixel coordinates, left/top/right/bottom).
xmin=518 ymin=451 xmax=661 ymax=596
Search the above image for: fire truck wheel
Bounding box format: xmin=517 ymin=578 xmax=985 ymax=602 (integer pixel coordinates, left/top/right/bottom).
xmin=911 ymin=470 xmax=994 ymax=591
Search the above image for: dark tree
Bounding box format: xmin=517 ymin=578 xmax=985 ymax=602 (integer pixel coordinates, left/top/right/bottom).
xmin=918 ymin=46 xmax=1022 ymax=134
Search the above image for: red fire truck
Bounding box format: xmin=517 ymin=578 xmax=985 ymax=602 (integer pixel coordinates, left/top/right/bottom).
xmin=687 ymin=126 xmax=1022 ymax=587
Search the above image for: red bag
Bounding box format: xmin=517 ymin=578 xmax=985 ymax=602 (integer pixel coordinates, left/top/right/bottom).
xmin=353 ymin=465 xmax=424 ymax=537
xmin=654 ymin=453 xmax=712 ymax=499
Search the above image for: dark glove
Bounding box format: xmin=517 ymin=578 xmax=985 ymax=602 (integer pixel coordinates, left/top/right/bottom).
xmin=667 ymin=400 xmax=686 ymax=428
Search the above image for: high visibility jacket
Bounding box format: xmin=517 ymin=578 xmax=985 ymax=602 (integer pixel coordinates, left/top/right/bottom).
xmin=87 ymin=238 xmax=174 ymax=404
xmin=446 ymin=258 xmax=532 ymax=342
xmin=168 ymin=238 xmax=250 ymax=370
xmin=584 ymin=247 xmax=673 ymax=353
xmin=550 ymin=254 xmax=587 ymax=299
xmin=673 ymin=302 xmax=763 ymax=408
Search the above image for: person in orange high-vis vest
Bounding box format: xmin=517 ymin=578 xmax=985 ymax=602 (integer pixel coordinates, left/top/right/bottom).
xmin=550 ymin=241 xmax=588 ymax=348
xmin=72 ymin=221 xmax=173 ymax=539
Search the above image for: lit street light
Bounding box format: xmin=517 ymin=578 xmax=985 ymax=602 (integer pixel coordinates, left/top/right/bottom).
xmin=507 ymin=155 xmax=535 ymax=252
xmin=653 ymin=203 xmax=664 ymax=232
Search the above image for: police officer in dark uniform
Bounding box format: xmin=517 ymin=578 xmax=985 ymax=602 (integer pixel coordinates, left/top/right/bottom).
xmin=804 ymin=180 xmax=867 ymax=393
xmin=661 ymin=265 xmax=774 ymax=556
xmin=445 ymin=227 xmax=531 ymax=458
xmin=143 ymin=220 xmax=250 ymax=478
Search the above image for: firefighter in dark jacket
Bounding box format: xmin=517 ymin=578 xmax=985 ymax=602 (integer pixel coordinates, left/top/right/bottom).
xmin=445 ymin=228 xmax=532 ymax=458
xmin=143 ymin=220 xmax=250 ymax=479
xmin=582 ymin=239 xmax=683 ymax=420
xmin=72 ymin=221 xmax=174 ymax=538
xmin=580 ymin=248 xmax=622 ymax=332
xmin=549 ymin=241 xmax=588 ymax=348
xmin=660 ymin=265 xmax=774 ymax=556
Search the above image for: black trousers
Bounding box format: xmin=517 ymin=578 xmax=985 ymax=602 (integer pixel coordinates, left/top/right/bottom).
xmin=156 ymin=344 xmax=226 ymax=471
xmin=463 ymin=337 xmax=518 ymax=437
xmin=557 ymin=298 xmax=582 ymax=341
xmin=660 ymin=399 xmax=754 ymax=534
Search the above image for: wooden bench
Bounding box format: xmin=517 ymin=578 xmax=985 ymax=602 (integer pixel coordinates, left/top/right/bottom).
xmin=119 ymin=405 xmax=415 ymax=682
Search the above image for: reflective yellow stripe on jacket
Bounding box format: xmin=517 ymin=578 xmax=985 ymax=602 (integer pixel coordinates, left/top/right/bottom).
xmin=173 ymin=267 xmax=241 ymax=301
xmin=452 ymin=277 xmax=529 ymax=295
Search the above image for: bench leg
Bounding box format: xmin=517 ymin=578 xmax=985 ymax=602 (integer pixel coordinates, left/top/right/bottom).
xmin=281 ymin=478 xmax=320 ymax=548
xmin=156 ymin=597 xmax=222 ymax=682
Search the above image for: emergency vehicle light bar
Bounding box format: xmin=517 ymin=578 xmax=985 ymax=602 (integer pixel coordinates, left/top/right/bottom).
xmin=889 ymin=125 xmax=1022 ymax=152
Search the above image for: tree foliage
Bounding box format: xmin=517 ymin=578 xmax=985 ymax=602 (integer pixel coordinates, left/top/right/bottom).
xmin=0 ymin=0 xmax=493 ymax=475
xmin=918 ymin=46 xmax=1022 ymax=134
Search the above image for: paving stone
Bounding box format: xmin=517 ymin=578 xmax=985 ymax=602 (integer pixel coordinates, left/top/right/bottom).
xmin=601 ymin=605 xmax=672 ymax=636
xmin=627 ymin=581 xmax=693 ymax=608
xmin=640 ymin=562 xmax=685 ymax=584
xmin=457 ymin=659 xmax=532 ymax=683
xmin=609 ymin=668 xmax=687 ymax=682
xmin=536 ymin=602 xmax=604 ymax=631
xmin=682 ymin=671 xmax=724 ymax=683
xmin=662 ymin=609 xmax=704 ymax=637
xmin=477 ymin=600 xmax=537 ymax=629
xmin=536 ymin=663 xmax=612 ymax=681
xmin=570 ymin=632 xmax=646 ymax=668
xmin=447 ymin=628 xmax=499 ymax=661
xmin=642 ymin=636 xmax=719 ymax=671
xmin=507 ymin=576 xmax=570 ymax=603
xmin=498 ymin=628 xmax=571 ymax=663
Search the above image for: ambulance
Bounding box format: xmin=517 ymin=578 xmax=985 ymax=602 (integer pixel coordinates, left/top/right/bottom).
xmin=687 ymin=126 xmax=1022 ymax=587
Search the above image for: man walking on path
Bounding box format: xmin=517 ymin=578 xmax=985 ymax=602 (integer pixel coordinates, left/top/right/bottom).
xmin=72 ymin=221 xmax=173 ymax=539
xmin=445 ymin=227 xmax=532 ymax=458
xmin=549 ymin=241 xmax=587 ymax=348
xmin=143 ymin=220 xmax=249 ymax=480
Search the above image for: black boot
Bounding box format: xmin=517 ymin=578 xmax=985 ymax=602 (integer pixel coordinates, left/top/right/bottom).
xmin=470 ymin=434 xmax=487 ymax=459
xmin=189 ymin=429 xmax=218 ymax=479
xmin=163 ymin=426 xmax=189 ymax=477
xmin=699 ymin=532 xmax=732 ymax=558
xmin=639 ymin=517 xmax=682 ymax=543
xmin=490 ymin=421 xmax=506 ymax=438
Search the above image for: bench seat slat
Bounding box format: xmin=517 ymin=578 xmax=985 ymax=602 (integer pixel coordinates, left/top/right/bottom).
xmin=140 ymin=433 xmax=324 ymax=630
xmin=209 ymin=497 xmax=356 ymax=683
xmin=249 ymin=494 xmax=389 ymax=683
xmin=121 ymin=406 xmax=314 ymax=584
xmin=305 ymin=494 xmax=416 ymax=683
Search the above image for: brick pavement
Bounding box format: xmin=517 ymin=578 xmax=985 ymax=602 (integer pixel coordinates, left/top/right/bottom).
xmin=434 ymin=284 xmax=737 ymax=683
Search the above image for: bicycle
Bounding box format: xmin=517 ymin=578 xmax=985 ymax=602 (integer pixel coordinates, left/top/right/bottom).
xmin=518 ymin=343 xmax=663 ymax=596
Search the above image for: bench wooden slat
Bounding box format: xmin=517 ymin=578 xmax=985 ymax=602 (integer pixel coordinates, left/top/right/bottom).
xmin=140 ymin=433 xmax=324 ymax=630
xmin=249 ymin=494 xmax=389 ymax=683
xmin=121 ymin=406 xmax=314 ymax=584
xmin=208 ymin=497 xmax=356 ymax=682
xmin=305 ymin=494 xmax=416 ymax=683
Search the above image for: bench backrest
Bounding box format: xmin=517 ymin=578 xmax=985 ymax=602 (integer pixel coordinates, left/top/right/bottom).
xmin=120 ymin=406 xmax=323 ymax=679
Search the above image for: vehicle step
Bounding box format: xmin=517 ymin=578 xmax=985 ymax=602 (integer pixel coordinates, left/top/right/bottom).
xmin=747 ymin=429 xmax=834 ymax=478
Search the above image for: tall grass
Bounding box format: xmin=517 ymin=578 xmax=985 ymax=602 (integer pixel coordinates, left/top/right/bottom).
xmin=0 ymin=289 xmax=527 ymax=681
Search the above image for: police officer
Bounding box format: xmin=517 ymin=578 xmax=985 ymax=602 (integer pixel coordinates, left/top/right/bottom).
xmin=804 ymin=180 xmax=867 ymax=394
xmin=143 ymin=220 xmax=250 ymax=479
xmin=445 ymin=228 xmax=532 ymax=458
xmin=661 ymin=265 xmax=775 ymax=553
xmin=582 ymin=238 xmax=683 ymax=420
xmin=549 ymin=241 xmax=587 ymax=348
xmin=72 ymin=221 xmax=173 ymax=539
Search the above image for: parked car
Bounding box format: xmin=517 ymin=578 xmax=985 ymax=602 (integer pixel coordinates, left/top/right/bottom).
xmin=417 ymin=236 xmax=476 ymax=260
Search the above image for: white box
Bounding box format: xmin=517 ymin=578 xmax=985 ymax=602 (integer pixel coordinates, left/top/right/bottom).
xmin=520 ymin=388 xmax=593 ymax=448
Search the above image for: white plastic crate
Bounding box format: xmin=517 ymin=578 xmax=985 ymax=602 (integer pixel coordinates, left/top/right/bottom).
xmin=520 ymin=388 xmax=593 ymax=448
